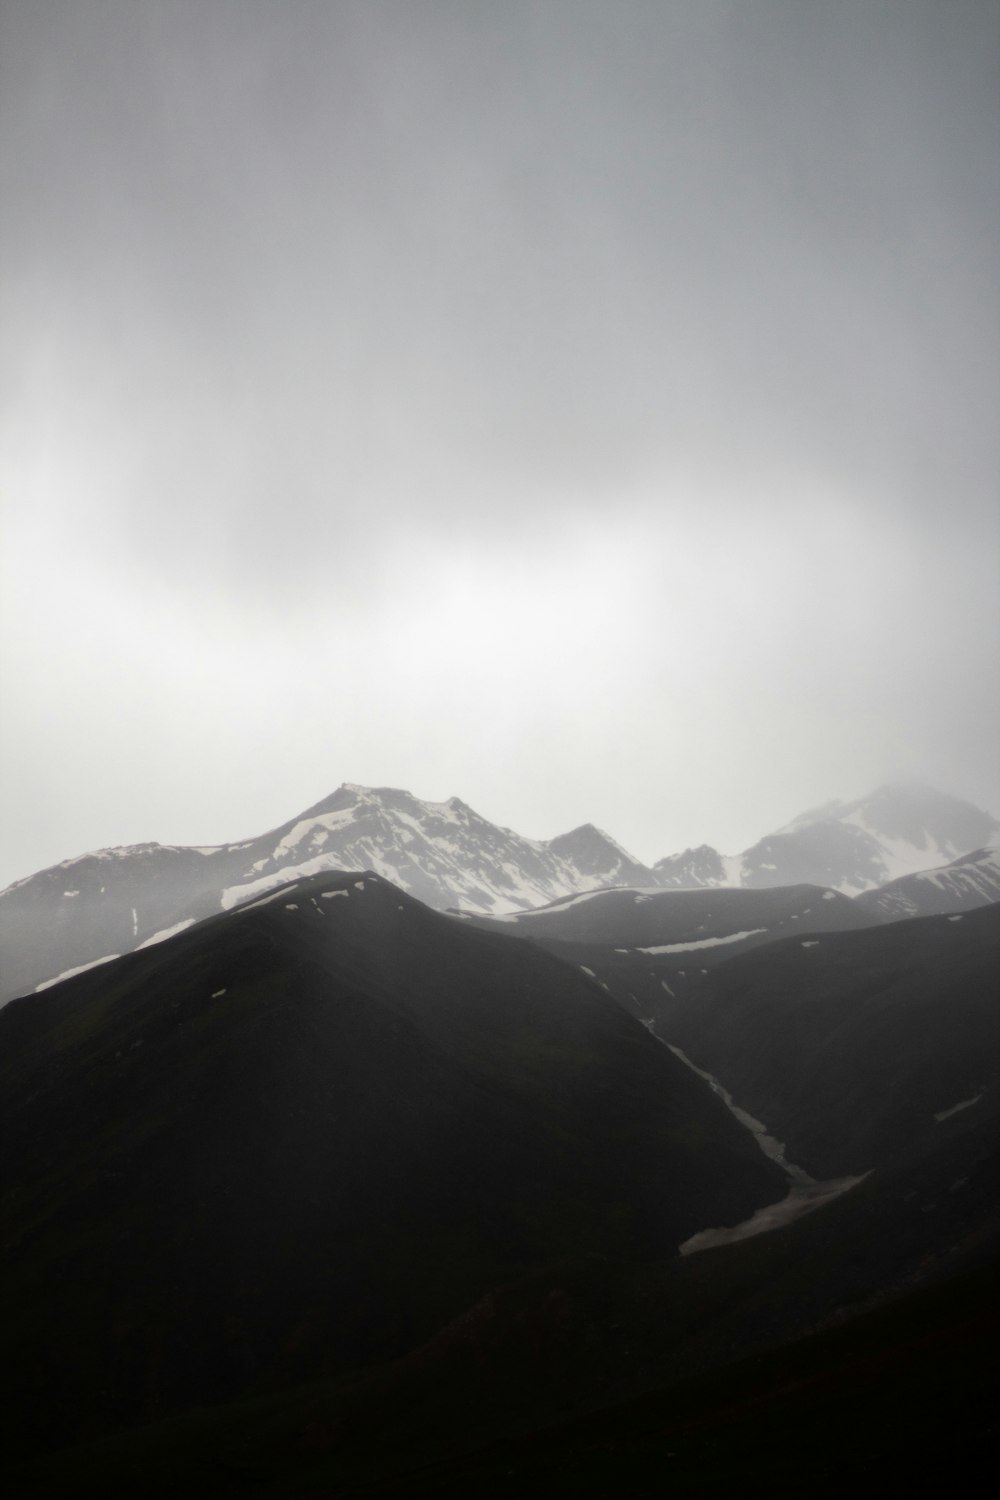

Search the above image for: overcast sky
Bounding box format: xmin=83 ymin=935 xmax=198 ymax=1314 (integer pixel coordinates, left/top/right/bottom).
xmin=1 ymin=0 xmax=998 ymax=887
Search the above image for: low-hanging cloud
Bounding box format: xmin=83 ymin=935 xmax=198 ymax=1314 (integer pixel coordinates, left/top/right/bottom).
xmin=1 ymin=0 xmax=997 ymax=884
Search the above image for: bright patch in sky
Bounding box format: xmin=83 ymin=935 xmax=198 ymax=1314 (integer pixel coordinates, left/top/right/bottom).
xmin=1 ymin=0 xmax=997 ymax=886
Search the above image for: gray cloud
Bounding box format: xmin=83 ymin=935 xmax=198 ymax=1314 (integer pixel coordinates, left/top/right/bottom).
xmin=1 ymin=0 xmax=997 ymax=884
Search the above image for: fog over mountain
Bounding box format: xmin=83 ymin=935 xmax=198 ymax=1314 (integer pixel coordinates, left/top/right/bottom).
xmin=1 ymin=776 xmax=993 ymax=1008
xmin=1 ymin=0 xmax=998 ymax=888
xmin=3 ymin=829 xmax=997 ymax=1491
xmin=3 ymin=12 xmax=998 ymax=1483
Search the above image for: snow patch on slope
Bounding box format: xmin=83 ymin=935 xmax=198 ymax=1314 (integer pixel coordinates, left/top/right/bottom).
xmin=36 ymin=953 xmax=121 ymax=991
xmin=137 ymin=919 xmax=196 ymax=948
xmin=637 ymin=928 xmax=766 ymax=955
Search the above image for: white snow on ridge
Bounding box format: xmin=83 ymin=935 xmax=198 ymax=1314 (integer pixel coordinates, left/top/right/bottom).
xmin=637 ymin=928 xmax=766 ymax=955
xmin=221 ymin=857 xmax=344 ymax=909
xmin=339 ymin=784 xmax=468 ymax=829
xmin=841 ymin=811 xmax=955 ymax=883
xmin=230 ymin=887 xmax=299 ymax=912
xmin=229 ymin=785 xmax=652 ymax=919
xmin=137 ymin=919 xmax=196 ymax=948
xmin=860 ymin=847 xmax=1000 ymax=916
xmin=934 ymin=1094 xmax=983 ymax=1123
xmin=8 ymin=786 xmax=997 ymax=1017
xmin=36 ymin=953 xmax=121 ymax=991
xmin=505 ymin=887 xmax=621 ymax=919
xmin=271 ymin=808 xmax=360 ymax=860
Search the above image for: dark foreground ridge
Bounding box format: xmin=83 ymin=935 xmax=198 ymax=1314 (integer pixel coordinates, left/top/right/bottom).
xmin=0 ymin=869 xmax=781 ymax=1468
xmin=2 ymin=871 xmax=997 ymax=1496
xmin=3 ymin=778 xmax=996 ymax=1008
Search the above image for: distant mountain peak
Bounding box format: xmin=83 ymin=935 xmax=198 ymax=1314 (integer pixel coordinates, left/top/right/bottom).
xmin=2 ymin=779 xmax=997 ymax=1008
xmin=657 ymin=783 xmax=999 ymax=896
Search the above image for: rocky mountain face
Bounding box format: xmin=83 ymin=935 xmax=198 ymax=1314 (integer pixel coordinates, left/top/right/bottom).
xmin=0 ymin=784 xmax=659 ymax=1004
xmin=655 ymin=783 xmax=1000 ymax=895
xmin=855 ymin=845 xmax=1000 ymax=922
xmin=654 ymin=843 xmax=738 ymax=887
xmin=2 ymin=780 xmax=996 ymax=1007
xmin=225 ymin=785 xmax=656 ymax=913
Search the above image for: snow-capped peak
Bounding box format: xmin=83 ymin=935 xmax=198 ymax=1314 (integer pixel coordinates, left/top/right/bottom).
xmin=654 ymin=783 xmax=999 ymax=896
xmin=3 ymin=779 xmax=996 ymax=1010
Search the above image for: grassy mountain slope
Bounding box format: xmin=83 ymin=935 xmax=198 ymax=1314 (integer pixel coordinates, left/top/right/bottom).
xmin=0 ymin=870 xmax=783 ymax=1465
xmin=662 ymin=903 xmax=1000 ymax=1179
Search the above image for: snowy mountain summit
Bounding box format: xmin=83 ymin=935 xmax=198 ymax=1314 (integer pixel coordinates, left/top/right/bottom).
xmin=655 ymin=783 xmax=1000 ymax=895
xmin=0 ymin=784 xmax=658 ymax=1004
xmin=1 ymin=779 xmax=997 ymax=1007
xmin=220 ymin=783 xmax=651 ymax=915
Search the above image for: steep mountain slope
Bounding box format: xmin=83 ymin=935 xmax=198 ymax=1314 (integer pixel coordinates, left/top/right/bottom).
xmin=855 ymin=845 xmax=1000 ymax=921
xmin=462 ymin=883 xmax=877 ymax=1026
xmin=464 ymin=881 xmax=871 ymax=948
xmin=5 ymin=895 xmax=998 ymax=1497
xmin=0 ymin=868 xmax=784 ymax=1463
xmin=544 ymin=822 xmax=653 ymax=888
xmin=0 ymin=785 xmax=657 ymax=1005
xmin=654 ymin=782 xmax=999 ymax=895
xmin=3 ymin=779 xmax=995 ymax=1008
xmin=653 ymin=843 xmax=741 ymax=888
xmin=660 ymin=903 xmax=1000 ymax=1180
xmin=228 ymin=785 xmax=655 ymax=912
xmin=0 ymin=841 xmax=253 ymax=1005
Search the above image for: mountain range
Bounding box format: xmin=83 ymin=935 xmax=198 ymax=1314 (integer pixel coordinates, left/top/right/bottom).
xmin=1 ymin=779 xmax=996 ymax=1006
xmin=855 ymin=844 xmax=1000 ymax=921
xmin=659 ymin=901 xmax=1000 ymax=1181
xmin=460 ymin=880 xmax=880 ymax=1024
xmin=0 ymin=868 xmax=783 ymax=1467
xmin=3 ymin=828 xmax=997 ymax=1495
xmin=654 ymin=782 xmax=999 ymax=892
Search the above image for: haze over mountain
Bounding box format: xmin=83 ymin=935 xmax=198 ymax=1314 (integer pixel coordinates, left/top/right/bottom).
xmin=0 ymin=868 xmax=783 ymax=1466
xmin=0 ymin=783 xmax=650 ymax=1005
xmin=855 ymin=845 xmax=1000 ymax=922
xmin=2 ymin=0 xmax=999 ymax=898
xmin=2 ymin=4 xmax=998 ymax=1491
xmin=3 ymin=854 xmax=997 ymax=1494
xmin=655 ymin=783 xmax=1000 ymax=893
xmin=1 ymin=780 xmax=995 ymax=1007
xmin=462 ymin=882 xmax=878 ymax=1023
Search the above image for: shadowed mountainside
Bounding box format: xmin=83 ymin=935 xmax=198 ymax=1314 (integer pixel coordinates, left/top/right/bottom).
xmin=1 ymin=876 xmax=997 ymax=1495
xmin=855 ymin=844 xmax=1000 ymax=921
xmin=3 ymin=780 xmax=995 ymax=1009
xmin=656 ymin=782 xmax=999 ymax=893
xmin=658 ymin=903 xmax=1000 ymax=1180
xmin=0 ymin=869 xmax=783 ymax=1466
